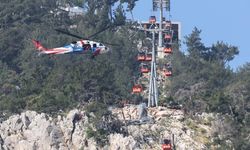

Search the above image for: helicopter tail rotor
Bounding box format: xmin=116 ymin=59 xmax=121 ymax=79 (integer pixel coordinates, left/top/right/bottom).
xmin=32 ymin=39 xmax=47 ymax=51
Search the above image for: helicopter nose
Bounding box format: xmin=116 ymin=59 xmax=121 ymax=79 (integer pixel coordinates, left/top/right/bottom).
xmin=105 ymin=47 xmax=110 ymax=52
xmin=99 ymin=47 xmax=109 ymax=54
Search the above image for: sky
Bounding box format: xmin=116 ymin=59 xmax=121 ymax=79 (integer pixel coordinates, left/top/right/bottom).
xmin=128 ymin=0 xmax=250 ymax=70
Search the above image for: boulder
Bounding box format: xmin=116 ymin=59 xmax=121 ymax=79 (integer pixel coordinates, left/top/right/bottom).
xmin=109 ymin=134 xmax=138 ymax=150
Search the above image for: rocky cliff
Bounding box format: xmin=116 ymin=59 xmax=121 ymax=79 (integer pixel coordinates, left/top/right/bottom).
xmin=0 ymin=105 xmax=230 ymax=150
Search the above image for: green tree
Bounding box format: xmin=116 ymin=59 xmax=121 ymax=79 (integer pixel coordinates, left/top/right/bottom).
xmin=184 ymin=27 xmax=209 ymax=60
xmin=209 ymin=41 xmax=239 ymax=65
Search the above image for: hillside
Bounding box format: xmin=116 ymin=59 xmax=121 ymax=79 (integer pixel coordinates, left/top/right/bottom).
xmin=0 ymin=0 xmax=141 ymax=113
xmin=0 ymin=0 xmax=249 ymax=149
xmin=0 ymin=106 xmax=233 ymax=150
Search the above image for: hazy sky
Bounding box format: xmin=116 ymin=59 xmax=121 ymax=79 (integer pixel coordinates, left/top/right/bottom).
xmin=128 ymin=0 xmax=250 ymax=69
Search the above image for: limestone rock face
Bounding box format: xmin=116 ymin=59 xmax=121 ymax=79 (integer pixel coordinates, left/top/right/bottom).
xmin=0 ymin=105 xmax=221 ymax=150
xmin=111 ymin=105 xmax=213 ymax=149
xmin=0 ymin=110 xmax=89 ymax=150
xmin=108 ymin=134 xmax=138 ymax=150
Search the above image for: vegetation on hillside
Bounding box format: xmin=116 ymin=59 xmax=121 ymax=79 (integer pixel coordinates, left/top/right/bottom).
xmin=169 ymin=28 xmax=249 ymax=149
xmin=0 ymin=0 xmax=249 ymax=148
xmin=0 ymin=0 xmax=140 ymax=113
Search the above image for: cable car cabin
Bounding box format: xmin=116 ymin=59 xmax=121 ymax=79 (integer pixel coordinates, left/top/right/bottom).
xmin=164 ymin=34 xmax=172 ymax=43
xmin=140 ymin=65 xmax=150 ymax=73
xmin=137 ymin=53 xmax=146 ymax=61
xmin=162 ymin=139 xmax=172 ymax=150
xmin=164 ymin=47 xmax=172 ymax=53
xmin=164 ymin=33 xmax=172 ymax=40
xmin=162 ymin=144 xmax=172 ymax=150
xmin=132 ymin=85 xmax=143 ymax=94
xmin=164 ymin=69 xmax=172 ymax=77
xmin=145 ymin=53 xmax=152 ymax=61
xmin=149 ymin=16 xmax=156 ymax=24
xmin=164 ymin=44 xmax=172 ymax=53
xmin=165 ymin=21 xmax=172 ymax=29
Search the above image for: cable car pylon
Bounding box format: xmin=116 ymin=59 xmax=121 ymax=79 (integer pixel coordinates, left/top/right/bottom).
xmin=148 ymin=31 xmax=158 ymax=107
xmin=134 ymin=0 xmax=172 ymax=107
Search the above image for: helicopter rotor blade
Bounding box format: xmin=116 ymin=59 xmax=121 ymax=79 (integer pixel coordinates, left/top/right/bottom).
xmin=87 ymin=23 xmax=124 ymax=46
xmin=55 ymin=29 xmax=87 ymax=39
xmin=55 ymin=24 xmax=116 ymax=40
xmin=87 ymin=25 xmax=113 ymax=39
xmin=55 ymin=22 xmax=124 ymax=46
xmin=87 ymin=22 xmax=124 ymax=39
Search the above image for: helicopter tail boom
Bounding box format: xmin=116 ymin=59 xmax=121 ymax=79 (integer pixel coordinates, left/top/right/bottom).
xmin=32 ymin=40 xmax=47 ymax=51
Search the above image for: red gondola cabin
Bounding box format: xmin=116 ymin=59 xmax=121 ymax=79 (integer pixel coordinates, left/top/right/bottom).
xmin=140 ymin=65 xmax=150 ymax=73
xmin=164 ymin=34 xmax=172 ymax=40
xmin=164 ymin=47 xmax=172 ymax=53
xmin=164 ymin=44 xmax=172 ymax=53
xmin=162 ymin=143 xmax=172 ymax=150
xmin=162 ymin=139 xmax=172 ymax=150
xmin=164 ymin=70 xmax=172 ymax=77
xmin=132 ymin=85 xmax=143 ymax=93
xmin=149 ymin=16 xmax=156 ymax=24
xmin=145 ymin=53 xmax=152 ymax=61
xmin=137 ymin=53 xmax=146 ymax=61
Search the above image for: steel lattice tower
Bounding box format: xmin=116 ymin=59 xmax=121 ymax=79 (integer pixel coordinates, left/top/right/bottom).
xmin=153 ymin=0 xmax=170 ymax=48
xmin=137 ymin=0 xmax=172 ymax=107
xmin=148 ymin=0 xmax=171 ymax=107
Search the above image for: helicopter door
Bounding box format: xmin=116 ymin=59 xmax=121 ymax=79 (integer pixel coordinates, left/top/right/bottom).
xmin=92 ymin=43 xmax=97 ymax=52
xmin=83 ymin=44 xmax=91 ymax=51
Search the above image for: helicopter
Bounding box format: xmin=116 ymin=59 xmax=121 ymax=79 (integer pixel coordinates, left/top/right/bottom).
xmin=32 ymin=24 xmax=120 ymax=58
xmin=32 ymin=39 xmax=109 ymax=57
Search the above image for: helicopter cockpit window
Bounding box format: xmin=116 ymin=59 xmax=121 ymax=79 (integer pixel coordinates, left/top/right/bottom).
xmin=93 ymin=44 xmax=97 ymax=48
xmin=99 ymin=43 xmax=103 ymax=46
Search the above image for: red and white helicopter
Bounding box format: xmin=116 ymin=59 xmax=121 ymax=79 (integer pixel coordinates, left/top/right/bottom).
xmin=32 ymin=28 xmax=114 ymax=58
xmin=32 ymin=39 xmax=109 ymax=57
